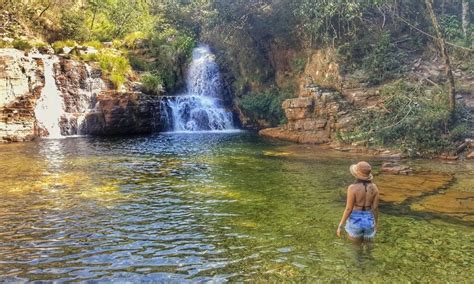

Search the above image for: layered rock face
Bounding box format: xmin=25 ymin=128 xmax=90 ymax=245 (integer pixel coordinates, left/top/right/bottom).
xmin=259 ymin=47 xmax=371 ymax=144
xmin=0 ymin=48 xmax=162 ymax=142
xmin=86 ymin=92 xmax=162 ymax=135
xmin=0 ymin=49 xmax=43 ymax=142
xmin=260 ymin=85 xmax=354 ymax=144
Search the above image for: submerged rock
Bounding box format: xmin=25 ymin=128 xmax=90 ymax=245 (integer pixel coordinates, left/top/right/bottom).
xmin=376 ymin=172 xmax=454 ymax=204
xmin=381 ymin=162 xmax=413 ymax=175
xmin=411 ymin=190 xmax=474 ymax=222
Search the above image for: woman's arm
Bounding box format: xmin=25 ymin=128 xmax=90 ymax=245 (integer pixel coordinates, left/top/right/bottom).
xmin=336 ymin=186 xmax=355 ymax=237
xmin=372 ymin=184 xmax=380 ymax=231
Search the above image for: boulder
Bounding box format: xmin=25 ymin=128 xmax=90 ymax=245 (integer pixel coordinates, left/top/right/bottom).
xmin=85 ymin=92 xmax=162 ymax=135
xmin=381 ymin=162 xmax=413 ymax=175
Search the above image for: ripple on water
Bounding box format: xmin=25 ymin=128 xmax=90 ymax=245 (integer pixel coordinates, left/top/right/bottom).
xmin=0 ymin=133 xmax=472 ymax=282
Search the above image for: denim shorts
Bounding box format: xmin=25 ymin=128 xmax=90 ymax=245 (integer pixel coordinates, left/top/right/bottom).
xmin=345 ymin=210 xmax=376 ymax=239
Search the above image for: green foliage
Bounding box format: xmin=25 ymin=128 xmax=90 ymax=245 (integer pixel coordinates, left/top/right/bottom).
xmin=83 ymin=49 xmax=131 ymax=89
xmin=83 ymin=40 xmax=103 ymax=50
xmin=12 ymin=39 xmax=31 ymax=50
xmin=52 ymin=40 xmax=77 ymax=53
xmin=440 ymin=15 xmax=463 ymax=41
xmin=128 ymin=55 xmax=152 ymax=71
xmin=59 ymin=10 xmax=88 ymax=41
xmin=123 ymin=32 xmax=147 ymax=49
xmin=141 ymin=73 xmax=163 ymax=95
xmin=362 ymin=33 xmax=407 ymax=85
xmin=239 ymin=88 xmax=294 ymax=126
xmin=346 ymin=81 xmax=470 ymax=156
xmin=291 ymin=57 xmax=307 ymax=74
xmin=147 ymin=27 xmax=195 ymax=92
xmin=98 ymin=50 xmax=131 ymax=89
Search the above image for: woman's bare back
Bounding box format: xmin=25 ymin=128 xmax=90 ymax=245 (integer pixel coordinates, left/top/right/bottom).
xmin=350 ymin=182 xmax=379 ymax=211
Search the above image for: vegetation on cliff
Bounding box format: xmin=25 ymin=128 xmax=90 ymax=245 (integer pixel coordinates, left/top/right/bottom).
xmin=1 ymin=0 xmax=472 ymax=154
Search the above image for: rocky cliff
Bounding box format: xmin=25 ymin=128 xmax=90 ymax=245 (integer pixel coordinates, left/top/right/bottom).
xmin=260 ymin=47 xmax=474 ymax=156
xmin=0 ymin=49 xmax=43 ymax=142
xmin=0 ymin=48 xmax=162 ymax=143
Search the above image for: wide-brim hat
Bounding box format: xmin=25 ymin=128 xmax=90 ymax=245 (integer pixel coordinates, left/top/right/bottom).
xmin=350 ymin=161 xmax=373 ymax=181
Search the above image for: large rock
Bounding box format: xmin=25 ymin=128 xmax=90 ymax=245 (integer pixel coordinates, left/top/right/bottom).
xmin=85 ymin=92 xmax=162 ymax=135
xmin=283 ymin=97 xmax=314 ymax=120
xmin=259 ymin=127 xmax=331 ymax=144
xmin=0 ymin=48 xmax=163 ymax=142
xmin=376 ymin=172 xmax=454 ymax=204
xmin=0 ymin=48 xmax=43 ymax=142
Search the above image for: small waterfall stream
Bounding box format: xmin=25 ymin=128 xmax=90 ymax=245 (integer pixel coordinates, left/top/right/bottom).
xmin=160 ymin=45 xmax=235 ymax=132
xmin=34 ymin=55 xmax=104 ymax=138
xmin=34 ymin=56 xmax=66 ymax=138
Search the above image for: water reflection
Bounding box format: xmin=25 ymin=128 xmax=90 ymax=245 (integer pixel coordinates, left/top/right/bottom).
xmin=39 ymin=139 xmax=65 ymax=175
xmin=0 ymin=133 xmax=472 ymax=282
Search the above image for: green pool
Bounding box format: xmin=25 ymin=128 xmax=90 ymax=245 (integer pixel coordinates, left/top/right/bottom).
xmin=0 ymin=132 xmax=472 ymax=281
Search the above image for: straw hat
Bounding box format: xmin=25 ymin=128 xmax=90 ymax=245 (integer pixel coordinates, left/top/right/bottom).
xmin=350 ymin=161 xmax=373 ymax=181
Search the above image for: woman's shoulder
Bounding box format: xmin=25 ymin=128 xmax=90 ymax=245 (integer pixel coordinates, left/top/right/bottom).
xmin=371 ymin=182 xmax=380 ymax=193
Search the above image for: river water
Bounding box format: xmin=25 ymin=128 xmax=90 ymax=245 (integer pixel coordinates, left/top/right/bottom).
xmin=0 ymin=133 xmax=472 ymax=281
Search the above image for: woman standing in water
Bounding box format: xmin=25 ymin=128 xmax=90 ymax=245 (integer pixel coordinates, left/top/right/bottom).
xmin=337 ymin=161 xmax=379 ymax=244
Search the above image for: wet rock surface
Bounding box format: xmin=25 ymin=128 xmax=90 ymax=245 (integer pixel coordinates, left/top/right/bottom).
xmin=411 ymin=190 xmax=474 ymax=222
xmin=0 ymin=48 xmax=163 ymax=141
xmin=376 ymin=172 xmax=454 ymax=204
xmin=381 ymin=162 xmax=413 ymax=175
xmin=86 ymin=92 xmax=162 ymax=135
xmin=0 ymin=48 xmax=43 ymax=142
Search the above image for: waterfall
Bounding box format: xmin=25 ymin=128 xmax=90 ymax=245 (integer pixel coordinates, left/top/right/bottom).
xmin=160 ymin=45 xmax=235 ymax=132
xmin=33 ymin=55 xmax=104 ymax=138
xmin=34 ymin=56 xmax=66 ymax=138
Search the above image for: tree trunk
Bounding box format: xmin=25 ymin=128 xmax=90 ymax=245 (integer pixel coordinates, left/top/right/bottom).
xmin=38 ymin=1 xmax=52 ymax=19
xmin=462 ymin=0 xmax=470 ymax=39
xmin=425 ymin=0 xmax=456 ymax=115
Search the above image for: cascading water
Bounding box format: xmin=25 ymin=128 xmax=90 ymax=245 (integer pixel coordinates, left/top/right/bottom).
xmin=160 ymin=45 xmax=235 ymax=132
xmin=34 ymin=54 xmax=104 ymax=138
xmin=34 ymin=56 xmax=66 ymax=138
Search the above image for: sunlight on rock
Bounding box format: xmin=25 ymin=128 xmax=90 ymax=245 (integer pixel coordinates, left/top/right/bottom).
xmin=376 ymin=172 xmax=454 ymax=204
xmin=263 ymin=151 xmax=292 ymax=157
xmin=411 ymin=190 xmax=474 ymax=221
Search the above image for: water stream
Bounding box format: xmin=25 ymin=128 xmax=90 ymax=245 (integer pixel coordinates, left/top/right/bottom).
xmin=0 ymin=133 xmax=472 ymax=282
xmin=34 ymin=56 xmax=65 ymax=138
xmin=160 ymin=45 xmax=235 ymax=132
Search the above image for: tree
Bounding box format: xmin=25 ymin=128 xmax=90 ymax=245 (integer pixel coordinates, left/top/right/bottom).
xmin=425 ymin=0 xmax=456 ymax=115
xmin=461 ymin=0 xmax=470 ymax=40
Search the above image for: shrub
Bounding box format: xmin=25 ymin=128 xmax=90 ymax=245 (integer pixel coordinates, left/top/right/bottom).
xmin=141 ymin=72 xmax=163 ymax=95
xmin=362 ymin=32 xmax=406 ymax=85
xmin=239 ymin=88 xmax=294 ymax=126
xmin=346 ymin=81 xmax=470 ymax=156
xmin=12 ymin=39 xmax=32 ymax=50
xmin=129 ymin=55 xmax=152 ymax=71
xmin=52 ymin=40 xmax=77 ymax=53
xmin=59 ymin=10 xmax=88 ymax=41
xmin=91 ymin=49 xmax=131 ymax=89
xmin=123 ymin=31 xmax=146 ymax=49
xmin=83 ymin=40 xmax=103 ymax=50
xmin=291 ymin=57 xmax=307 ymax=74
